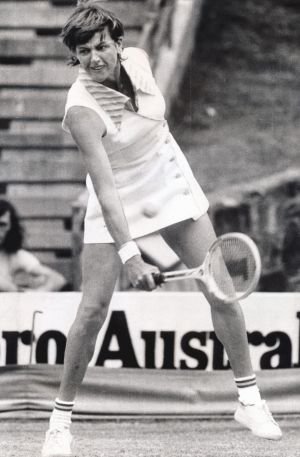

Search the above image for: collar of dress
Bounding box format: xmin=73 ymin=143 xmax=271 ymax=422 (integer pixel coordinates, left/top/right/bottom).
xmin=77 ymin=51 xmax=157 ymax=130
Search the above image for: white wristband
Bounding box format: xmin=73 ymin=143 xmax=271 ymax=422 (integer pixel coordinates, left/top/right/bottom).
xmin=118 ymin=241 xmax=141 ymax=264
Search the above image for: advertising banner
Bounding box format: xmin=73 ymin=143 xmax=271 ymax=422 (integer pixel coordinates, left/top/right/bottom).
xmin=0 ymin=292 xmax=299 ymax=370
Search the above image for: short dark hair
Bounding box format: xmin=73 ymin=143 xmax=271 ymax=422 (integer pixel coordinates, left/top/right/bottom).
xmin=61 ymin=1 xmax=124 ymax=65
xmin=0 ymin=199 xmax=24 ymax=254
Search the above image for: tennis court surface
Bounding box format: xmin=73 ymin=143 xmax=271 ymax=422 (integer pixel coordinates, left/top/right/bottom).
xmin=1 ymin=416 xmax=300 ymax=457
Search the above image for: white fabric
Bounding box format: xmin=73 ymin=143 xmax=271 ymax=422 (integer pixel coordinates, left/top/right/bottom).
xmin=62 ymin=47 xmax=209 ymax=244
xmin=0 ymin=249 xmax=41 ymax=283
xmin=63 ymin=80 xmax=117 ymax=136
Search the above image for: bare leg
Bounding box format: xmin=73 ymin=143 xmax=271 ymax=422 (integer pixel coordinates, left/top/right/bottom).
xmin=160 ymin=214 xmax=254 ymax=378
xmin=58 ymin=243 xmax=120 ymax=401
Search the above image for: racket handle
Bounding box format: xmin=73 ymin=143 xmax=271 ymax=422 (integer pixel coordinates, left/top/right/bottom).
xmin=152 ymin=272 xmax=166 ymax=286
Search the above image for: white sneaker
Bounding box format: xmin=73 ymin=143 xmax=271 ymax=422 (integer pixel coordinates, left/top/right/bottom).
xmin=41 ymin=428 xmax=74 ymax=457
xmin=234 ymin=400 xmax=282 ymax=440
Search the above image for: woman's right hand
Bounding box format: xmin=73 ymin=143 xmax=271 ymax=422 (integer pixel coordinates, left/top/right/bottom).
xmin=124 ymin=255 xmax=160 ymax=291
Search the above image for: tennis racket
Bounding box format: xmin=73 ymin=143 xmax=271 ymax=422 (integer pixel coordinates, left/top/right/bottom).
xmin=153 ymin=232 xmax=261 ymax=303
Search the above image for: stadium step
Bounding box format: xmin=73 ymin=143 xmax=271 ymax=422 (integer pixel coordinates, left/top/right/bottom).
xmin=24 ymin=229 xmax=72 ymax=251
xmin=10 ymin=196 xmax=73 ymax=219
xmin=0 ymin=159 xmax=85 ymax=183
xmin=0 ymin=37 xmax=68 ymax=61
xmin=0 ymin=1 xmax=145 ymax=30
xmin=1 ymin=149 xmax=79 ymax=162
xmin=0 ymin=62 xmax=77 ymax=87
xmin=0 ymin=132 xmax=75 ymax=148
xmin=0 ymin=32 xmax=139 ymax=61
xmin=0 ymin=94 xmax=65 ymax=119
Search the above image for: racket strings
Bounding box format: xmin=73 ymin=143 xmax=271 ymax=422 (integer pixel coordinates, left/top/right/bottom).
xmin=209 ymin=238 xmax=258 ymax=300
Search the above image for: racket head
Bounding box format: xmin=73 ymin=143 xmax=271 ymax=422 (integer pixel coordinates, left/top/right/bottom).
xmin=204 ymin=232 xmax=261 ymax=303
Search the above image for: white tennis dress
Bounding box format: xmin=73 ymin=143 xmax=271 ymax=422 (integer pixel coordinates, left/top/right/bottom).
xmin=63 ymin=47 xmax=209 ymax=243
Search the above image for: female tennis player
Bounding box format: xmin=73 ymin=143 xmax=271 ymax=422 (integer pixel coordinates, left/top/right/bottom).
xmin=42 ymin=2 xmax=282 ymax=455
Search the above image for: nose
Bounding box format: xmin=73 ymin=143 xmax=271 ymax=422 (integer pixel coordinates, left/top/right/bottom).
xmin=90 ymin=49 xmax=101 ymax=64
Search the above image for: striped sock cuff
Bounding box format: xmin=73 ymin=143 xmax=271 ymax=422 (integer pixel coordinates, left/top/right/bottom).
xmin=234 ymin=374 xmax=257 ymax=388
xmin=54 ymin=398 xmax=75 ymax=412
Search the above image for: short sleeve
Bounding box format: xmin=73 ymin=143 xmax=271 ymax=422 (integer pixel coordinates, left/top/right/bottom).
xmin=11 ymin=250 xmax=41 ymax=273
xmin=62 ymin=81 xmax=118 ymax=136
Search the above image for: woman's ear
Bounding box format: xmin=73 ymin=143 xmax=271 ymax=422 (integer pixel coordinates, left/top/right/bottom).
xmin=69 ymin=55 xmax=80 ymax=66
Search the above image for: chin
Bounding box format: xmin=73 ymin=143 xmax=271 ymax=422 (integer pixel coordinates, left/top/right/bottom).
xmin=88 ymin=69 xmax=107 ymax=83
xmin=94 ymin=76 xmax=106 ymax=83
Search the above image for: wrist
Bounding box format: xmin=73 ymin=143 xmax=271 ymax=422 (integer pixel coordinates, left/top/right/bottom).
xmin=118 ymin=241 xmax=141 ymax=264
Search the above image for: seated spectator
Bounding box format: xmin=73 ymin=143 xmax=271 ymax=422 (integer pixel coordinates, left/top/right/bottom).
xmin=0 ymin=199 xmax=67 ymax=292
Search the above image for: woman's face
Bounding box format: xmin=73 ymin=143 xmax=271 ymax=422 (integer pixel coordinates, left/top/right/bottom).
xmin=76 ymin=28 xmax=123 ymax=84
xmin=0 ymin=211 xmax=11 ymax=246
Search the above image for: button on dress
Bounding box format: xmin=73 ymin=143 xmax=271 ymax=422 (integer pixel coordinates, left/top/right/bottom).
xmin=62 ymin=47 xmax=209 ymax=243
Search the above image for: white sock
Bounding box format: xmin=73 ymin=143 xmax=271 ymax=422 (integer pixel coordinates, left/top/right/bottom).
xmin=49 ymin=398 xmax=74 ymax=430
xmin=234 ymin=375 xmax=262 ymax=405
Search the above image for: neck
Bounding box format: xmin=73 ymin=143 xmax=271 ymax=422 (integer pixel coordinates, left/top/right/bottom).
xmin=103 ymin=61 xmax=122 ymax=91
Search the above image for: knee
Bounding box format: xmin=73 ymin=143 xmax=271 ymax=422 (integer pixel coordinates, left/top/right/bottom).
xmin=76 ymin=301 xmax=109 ymax=337
xmin=209 ymin=297 xmax=243 ymax=317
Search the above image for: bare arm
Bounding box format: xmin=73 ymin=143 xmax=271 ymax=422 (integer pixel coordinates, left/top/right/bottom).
xmin=66 ymin=106 xmax=133 ymax=249
xmin=25 ymin=264 xmax=67 ymax=292
xmin=66 ymin=106 xmax=159 ymax=290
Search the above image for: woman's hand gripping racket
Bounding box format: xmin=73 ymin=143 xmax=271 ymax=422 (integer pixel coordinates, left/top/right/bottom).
xmin=153 ymin=233 xmax=261 ymax=303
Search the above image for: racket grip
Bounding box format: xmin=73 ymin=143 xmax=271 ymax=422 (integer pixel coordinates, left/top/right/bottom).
xmin=152 ymin=272 xmax=165 ymax=286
